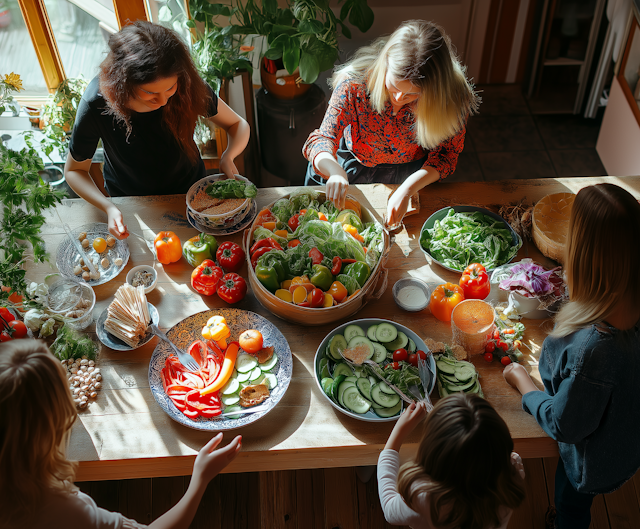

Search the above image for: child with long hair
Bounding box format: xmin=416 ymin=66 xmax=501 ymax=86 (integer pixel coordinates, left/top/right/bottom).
xmin=303 ymin=19 xmax=479 ymax=226
xmin=504 ymin=183 xmax=640 ymax=528
xmin=0 ymin=340 xmax=242 ymax=529
xmin=378 ymin=395 xmax=526 ymax=528
xmin=65 ymin=20 xmax=250 ymax=239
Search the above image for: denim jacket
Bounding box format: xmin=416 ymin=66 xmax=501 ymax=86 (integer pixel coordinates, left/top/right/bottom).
xmin=522 ymin=322 xmax=640 ymax=494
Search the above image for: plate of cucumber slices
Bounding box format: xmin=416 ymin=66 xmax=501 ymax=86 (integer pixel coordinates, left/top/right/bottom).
xmin=314 ymin=319 xmax=437 ymax=422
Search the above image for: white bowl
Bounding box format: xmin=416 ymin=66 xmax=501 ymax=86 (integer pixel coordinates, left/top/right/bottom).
xmin=392 ymin=277 xmax=431 ymax=311
xmin=186 ymin=174 xmax=253 ymax=230
xmin=126 ymin=265 xmax=158 ymax=294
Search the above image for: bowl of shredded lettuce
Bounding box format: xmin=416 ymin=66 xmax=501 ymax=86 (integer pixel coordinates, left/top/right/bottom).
xmin=419 ymin=206 xmax=521 ymax=274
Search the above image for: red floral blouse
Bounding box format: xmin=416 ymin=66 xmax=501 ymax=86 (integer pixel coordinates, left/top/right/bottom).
xmin=303 ymin=78 xmax=466 ymax=180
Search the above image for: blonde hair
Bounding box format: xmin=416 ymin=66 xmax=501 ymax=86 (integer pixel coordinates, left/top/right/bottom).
xmin=551 ymin=184 xmax=640 ymax=337
xmin=397 ymin=394 xmax=525 ymax=529
xmin=332 ymin=20 xmax=479 ymax=150
xmin=0 ymin=340 xmax=78 ymax=526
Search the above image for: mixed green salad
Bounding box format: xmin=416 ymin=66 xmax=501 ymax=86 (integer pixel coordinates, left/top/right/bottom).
xmin=420 ymin=209 xmax=521 ymax=271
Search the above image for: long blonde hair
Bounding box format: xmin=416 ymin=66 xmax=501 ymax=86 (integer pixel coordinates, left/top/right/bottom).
xmin=397 ymin=393 xmax=525 ymax=529
xmin=0 ymin=340 xmax=78 ymax=526
xmin=551 ymin=184 xmax=640 ymax=337
xmin=332 ymin=20 xmax=479 ymax=150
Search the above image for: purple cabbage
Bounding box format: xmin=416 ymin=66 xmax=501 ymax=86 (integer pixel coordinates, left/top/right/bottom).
xmin=499 ymin=260 xmax=560 ymax=298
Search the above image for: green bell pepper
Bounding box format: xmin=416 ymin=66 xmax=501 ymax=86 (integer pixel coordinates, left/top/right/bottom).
xmin=255 ymin=264 xmax=280 ymax=292
xmin=255 ymin=250 xmax=288 ymax=292
xmin=310 ymin=264 xmax=334 ymax=291
xmin=183 ymin=233 xmax=218 ymax=267
xmin=343 ymin=261 xmax=371 ymax=289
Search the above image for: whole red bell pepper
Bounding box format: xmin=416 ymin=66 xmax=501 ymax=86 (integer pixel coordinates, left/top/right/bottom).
xmin=331 ymin=256 xmax=342 ymax=275
xmin=191 ymin=259 xmax=223 ymax=296
xmin=251 ymin=246 xmax=274 ymax=269
xmin=459 ymin=263 xmax=491 ymax=300
xmin=309 ymin=247 xmax=324 ymax=265
xmin=216 ymin=241 xmax=245 ymax=273
xmin=250 ymin=237 xmax=282 ymax=255
xmin=217 ymin=273 xmax=247 ymax=304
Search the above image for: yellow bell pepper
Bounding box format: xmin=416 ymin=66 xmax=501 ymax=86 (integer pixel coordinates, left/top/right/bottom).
xmin=202 ymin=315 xmax=230 ymax=349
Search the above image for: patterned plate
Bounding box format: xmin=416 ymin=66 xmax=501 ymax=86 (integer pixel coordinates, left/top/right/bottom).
xmin=186 ymin=200 xmax=257 ymax=236
xmin=96 ymin=303 xmax=159 ymax=351
xmin=56 ymin=222 xmax=130 ymax=286
xmin=148 ymin=308 xmax=293 ymax=431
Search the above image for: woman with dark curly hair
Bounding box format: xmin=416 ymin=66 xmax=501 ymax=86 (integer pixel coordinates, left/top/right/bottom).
xmin=65 ymin=21 xmax=250 ymax=239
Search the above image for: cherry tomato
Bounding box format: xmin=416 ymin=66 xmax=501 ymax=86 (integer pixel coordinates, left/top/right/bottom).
xmin=0 ymin=331 xmax=12 ymax=342
xmin=1 ymin=287 xmax=23 ymax=305
xmin=391 ymin=361 xmax=401 ymax=370
xmin=0 ymin=307 xmax=15 ymax=326
xmin=407 ymin=353 xmax=418 ymax=367
xmin=8 ymin=320 xmax=27 ymax=339
xmin=416 ymin=350 xmax=427 ymax=361
xmin=483 ymin=352 xmax=493 ymax=362
xmin=485 ymin=341 xmax=496 ymax=353
xmin=501 ymin=356 xmax=512 ymax=366
xmin=498 ymin=341 xmax=509 ymax=352
xmin=392 ymin=348 xmax=408 ymax=362
xmin=493 ymin=329 xmax=500 ymax=340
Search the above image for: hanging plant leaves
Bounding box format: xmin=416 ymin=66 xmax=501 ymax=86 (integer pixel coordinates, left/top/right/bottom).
xmin=299 ymin=51 xmax=320 ymax=84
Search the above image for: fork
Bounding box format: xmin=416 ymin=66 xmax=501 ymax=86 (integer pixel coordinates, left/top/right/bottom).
xmin=220 ymin=403 xmax=270 ymax=417
xmin=337 ymin=348 xmax=414 ymax=405
xmin=148 ymin=324 xmax=200 ymax=372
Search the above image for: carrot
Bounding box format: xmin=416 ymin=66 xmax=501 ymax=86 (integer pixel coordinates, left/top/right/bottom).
xmin=200 ymin=342 xmax=239 ymax=396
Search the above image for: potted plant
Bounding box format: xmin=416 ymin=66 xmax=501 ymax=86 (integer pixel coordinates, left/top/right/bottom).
xmin=188 ymin=0 xmax=374 ymax=98
xmin=0 ymin=72 xmax=23 ymax=117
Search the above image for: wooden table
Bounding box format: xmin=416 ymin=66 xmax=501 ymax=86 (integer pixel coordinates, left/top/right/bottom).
xmin=29 ymin=176 xmax=640 ymax=481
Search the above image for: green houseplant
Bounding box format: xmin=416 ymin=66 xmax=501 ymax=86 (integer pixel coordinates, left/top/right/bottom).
xmin=188 ymin=0 xmax=374 ymax=85
xmin=0 ymin=72 xmax=23 ymax=117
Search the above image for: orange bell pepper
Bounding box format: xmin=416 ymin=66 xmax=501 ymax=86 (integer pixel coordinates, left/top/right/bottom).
xmin=328 ymin=281 xmax=348 ymax=303
xmin=430 ymin=282 xmax=465 ymax=322
xmin=342 ymin=224 xmax=364 ymax=243
xmin=154 ymin=231 xmax=182 ymax=264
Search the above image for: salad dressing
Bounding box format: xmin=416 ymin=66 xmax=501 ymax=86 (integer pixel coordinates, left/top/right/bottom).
xmin=397 ymin=285 xmax=428 ymax=310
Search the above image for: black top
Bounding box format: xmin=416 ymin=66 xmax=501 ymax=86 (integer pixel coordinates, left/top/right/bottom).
xmin=69 ymin=77 xmax=218 ymax=197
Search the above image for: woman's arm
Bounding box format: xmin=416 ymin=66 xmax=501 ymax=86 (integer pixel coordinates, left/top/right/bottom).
xmin=314 ymin=152 xmax=350 ymax=209
xmin=386 ymin=167 xmax=440 ymax=227
xmin=64 ymin=154 xmax=128 ymax=239
xmin=206 ymin=99 xmax=250 ymax=179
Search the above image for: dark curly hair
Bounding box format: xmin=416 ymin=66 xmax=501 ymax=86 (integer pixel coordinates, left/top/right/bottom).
xmin=99 ymin=20 xmax=211 ymax=163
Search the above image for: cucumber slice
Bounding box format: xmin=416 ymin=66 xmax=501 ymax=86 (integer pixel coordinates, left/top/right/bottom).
xmin=371 ymin=342 xmax=388 ymax=363
xmin=345 ymin=336 xmax=375 ymax=361
xmin=342 ymin=385 xmax=372 ymax=414
xmin=249 ymin=366 xmax=263 ymax=381
xmin=344 ymin=324 xmax=366 ymax=342
xmin=332 ymin=374 xmax=346 ymax=402
xmin=236 ymin=370 xmax=252 ymax=383
xmin=222 ymin=394 xmax=240 ymax=405
xmin=329 ymin=334 xmax=347 ymax=361
xmin=236 ymin=354 xmax=258 ymax=373
xmin=375 ymin=323 xmax=398 ymax=343
xmin=384 ymin=331 xmax=409 ymax=351
xmin=454 ymin=365 xmax=475 ymax=382
xmin=338 ymin=381 xmax=357 ymax=407
xmin=356 ymin=377 xmax=372 ymax=400
xmin=407 ymin=338 xmax=417 ymax=353
xmin=320 ymin=377 xmax=334 ymax=396
xmin=436 ymin=360 xmax=456 ymax=374
xmin=320 ymin=363 xmax=331 ymax=380
xmin=223 ymin=405 xmax=242 ymax=419
xmin=371 ymin=384 xmax=400 ymax=408
xmin=378 ymin=381 xmax=397 ymax=395
xmin=373 ymin=400 xmax=402 ymax=418
xmin=260 ymin=353 xmax=279 ymax=371
xmin=446 ymin=378 xmax=477 ymax=392
xmin=368 ymin=376 xmax=377 ymax=387
xmin=333 ymin=363 xmax=353 ymax=378
xmin=345 ymin=376 xmax=358 ymax=384
xmin=221 ymin=378 xmax=240 ymax=395
xmin=261 ymin=373 xmax=278 ymax=389
xmin=353 ymin=365 xmax=366 ymax=378
xmin=367 ymin=325 xmax=379 ymax=341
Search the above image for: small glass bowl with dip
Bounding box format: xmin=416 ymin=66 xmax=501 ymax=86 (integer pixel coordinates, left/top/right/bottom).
xmin=126 ymin=265 xmax=158 ymax=294
xmin=392 ymin=277 xmax=431 ymax=312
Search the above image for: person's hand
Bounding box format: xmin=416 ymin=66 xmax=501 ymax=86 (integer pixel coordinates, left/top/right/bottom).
xmin=385 ymin=401 xmax=428 ymax=451
xmin=326 ymin=174 xmax=349 ymax=210
xmin=106 ymin=205 xmax=129 ymax=240
xmin=386 ymin=190 xmax=411 ymax=229
xmin=219 ymin=155 xmax=239 ymax=180
xmin=503 ymin=362 xmax=537 ymax=395
xmin=192 ymin=433 xmax=242 ymax=487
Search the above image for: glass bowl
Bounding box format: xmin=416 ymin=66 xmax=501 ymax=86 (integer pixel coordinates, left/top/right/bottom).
xmin=47 ymin=279 xmax=96 ymax=330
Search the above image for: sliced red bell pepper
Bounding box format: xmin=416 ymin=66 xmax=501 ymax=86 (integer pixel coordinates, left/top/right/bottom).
xmin=250 ymin=237 xmax=283 ymax=254
xmin=309 ymin=248 xmax=324 ymax=265
xmin=331 ymin=256 xmax=342 ymax=275
xmin=183 ymin=408 xmax=199 ymax=419
xmin=288 ymin=239 xmax=301 ymax=248
xmin=341 ymin=259 xmax=357 ymax=265
xmin=251 ymin=246 xmax=273 ymax=268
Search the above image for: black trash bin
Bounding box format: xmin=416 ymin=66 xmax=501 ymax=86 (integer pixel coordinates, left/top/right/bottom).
xmin=256 ymin=84 xmax=327 ymax=185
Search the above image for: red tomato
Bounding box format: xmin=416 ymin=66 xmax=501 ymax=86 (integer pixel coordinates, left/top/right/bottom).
xmin=498 ymin=341 xmax=509 ymax=352
xmin=407 ymin=353 xmax=418 ymax=367
xmin=485 ymin=341 xmax=496 ymax=353
xmin=501 ymin=356 xmax=512 ymax=366
xmin=0 ymin=331 xmax=12 ymax=342
xmin=392 ymin=361 xmax=401 ymax=370
xmin=392 ymin=348 xmax=408 ymax=362
xmin=8 ymin=320 xmax=27 ymax=339
xmin=493 ymin=329 xmax=500 ymax=341
xmin=0 ymin=307 xmax=15 ymax=326
xmin=416 ymin=350 xmax=427 ymax=361
xmin=503 ymin=329 xmax=515 ymax=335
xmin=483 ymin=352 xmax=493 ymax=362
xmin=308 ymin=288 xmax=325 ymax=308
xmin=1 ymin=287 xmax=23 ymax=305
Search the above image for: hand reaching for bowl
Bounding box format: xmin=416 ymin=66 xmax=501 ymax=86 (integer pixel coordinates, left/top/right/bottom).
xmin=219 ymin=155 xmax=239 ymax=180
xmin=107 ymin=205 xmax=129 ymax=240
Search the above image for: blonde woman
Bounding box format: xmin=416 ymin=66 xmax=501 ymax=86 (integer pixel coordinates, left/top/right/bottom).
xmin=504 ymin=184 xmax=640 ymax=528
xmin=302 ymin=19 xmax=479 ymax=226
xmin=0 ymin=340 xmax=242 ymax=529
xmin=378 ymin=395 xmax=526 ymax=528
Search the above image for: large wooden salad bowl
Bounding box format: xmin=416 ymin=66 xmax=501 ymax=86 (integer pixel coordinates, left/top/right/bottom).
xmin=243 ymin=192 xmax=391 ymax=326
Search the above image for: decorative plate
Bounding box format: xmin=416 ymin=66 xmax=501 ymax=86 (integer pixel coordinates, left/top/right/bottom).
xmin=314 ymin=318 xmax=437 ymax=423
xmin=56 ymin=222 xmax=130 ymax=286
xmin=148 ymin=308 xmax=293 ymax=431
xmin=187 ymin=200 xmax=257 ymax=236
xmin=96 ymin=303 xmax=159 ymax=351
